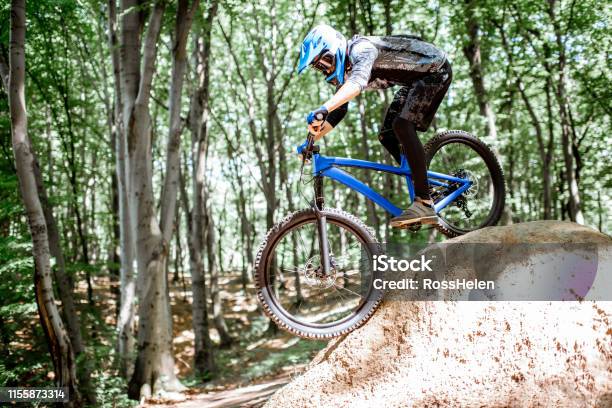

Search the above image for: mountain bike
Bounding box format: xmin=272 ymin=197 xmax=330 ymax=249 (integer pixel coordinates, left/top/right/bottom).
xmin=255 ymin=130 xmax=505 ymax=338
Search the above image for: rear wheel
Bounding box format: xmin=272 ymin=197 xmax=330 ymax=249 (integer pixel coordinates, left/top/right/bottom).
xmin=254 ymin=208 xmax=384 ymax=339
xmin=424 ymin=130 xmax=505 ymax=237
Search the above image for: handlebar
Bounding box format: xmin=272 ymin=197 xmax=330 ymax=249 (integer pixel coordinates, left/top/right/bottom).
xmin=301 ymin=133 xmax=318 ymax=162
xmin=298 ymin=133 xmax=320 ymax=180
xmin=304 ymin=133 xmax=315 ymax=157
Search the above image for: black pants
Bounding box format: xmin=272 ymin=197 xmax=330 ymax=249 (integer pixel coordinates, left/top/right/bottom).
xmin=378 ymin=61 xmax=452 ymax=200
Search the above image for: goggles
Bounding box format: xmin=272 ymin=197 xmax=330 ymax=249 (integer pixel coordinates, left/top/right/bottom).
xmin=312 ymin=51 xmax=335 ymax=76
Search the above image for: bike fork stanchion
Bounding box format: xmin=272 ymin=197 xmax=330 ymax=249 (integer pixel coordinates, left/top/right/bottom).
xmin=315 ymin=212 xmax=331 ymax=275
xmin=312 ymin=176 xmax=331 ymax=275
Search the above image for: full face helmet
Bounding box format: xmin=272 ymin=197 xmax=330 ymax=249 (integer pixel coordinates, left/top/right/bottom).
xmin=298 ymin=24 xmax=347 ymax=85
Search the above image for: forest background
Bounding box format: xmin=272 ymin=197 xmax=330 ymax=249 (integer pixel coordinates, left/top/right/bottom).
xmin=0 ymin=0 xmax=610 ymax=406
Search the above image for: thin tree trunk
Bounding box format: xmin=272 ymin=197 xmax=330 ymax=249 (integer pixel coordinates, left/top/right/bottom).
xmin=221 ymin=127 xmax=252 ymax=293
xmin=59 ymin=95 xmax=93 ymax=308
xmin=496 ymin=19 xmax=553 ymax=220
xmin=543 ymin=81 xmax=555 ymax=219
xmin=462 ymin=0 xmax=497 ymax=140
xmin=204 ymin=186 xmax=232 ymax=347
xmin=506 ymin=128 xmax=517 ymax=223
xmin=8 ymin=0 xmax=80 ymax=404
xmin=264 ymin=81 xmax=277 ymax=230
xmin=547 ymin=0 xmax=583 ymax=224
xmin=159 ymin=0 xmax=201 ymax=243
xmin=218 ymin=20 xmax=277 ymax=231
xmin=596 ymin=191 xmax=602 ymax=232
xmin=34 ymin=155 xmax=95 ymax=403
xmin=186 ymin=0 xmax=219 ymax=379
xmin=276 ymin=115 xmax=302 ymax=305
xmin=9 ymin=28 xmax=91 ymax=394
xmin=198 ymin=21 xmax=232 ymax=344
xmin=110 ymin=166 xmax=121 ymax=315
xmin=96 ymin=0 xmax=121 ymax=319
xmin=180 ymin=166 xmax=216 ymax=378
xmin=173 ymin=212 xmax=182 ymax=285
xmin=382 ymin=0 xmax=392 ymax=35
xmin=358 ymin=97 xmax=381 ymax=239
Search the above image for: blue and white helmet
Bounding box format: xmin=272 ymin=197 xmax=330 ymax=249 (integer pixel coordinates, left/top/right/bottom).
xmin=298 ymin=24 xmax=347 ymax=85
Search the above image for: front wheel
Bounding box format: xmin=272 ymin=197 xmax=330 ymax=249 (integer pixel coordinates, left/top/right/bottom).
xmin=424 ymin=130 xmax=506 ymax=237
xmin=254 ymin=208 xmax=384 ymax=339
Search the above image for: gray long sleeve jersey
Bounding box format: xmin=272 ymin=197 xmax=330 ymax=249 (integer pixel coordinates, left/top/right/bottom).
xmin=346 ymin=35 xmax=447 ymax=90
xmin=326 ymin=35 xmax=447 ymax=126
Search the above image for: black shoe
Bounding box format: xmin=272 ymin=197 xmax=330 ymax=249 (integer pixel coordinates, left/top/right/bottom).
xmin=390 ymin=201 xmax=438 ymax=228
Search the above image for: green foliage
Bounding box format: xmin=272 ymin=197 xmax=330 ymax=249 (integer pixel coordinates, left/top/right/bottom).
xmin=91 ymin=342 xmax=137 ymax=408
xmin=94 ymin=373 xmax=137 ymax=408
xmin=0 ymin=121 xmax=48 ymax=387
xmin=239 ymin=338 xmax=326 ymax=380
xmin=0 ymin=234 xmax=54 ymax=388
xmin=0 ymin=0 xmax=609 ymax=401
xmin=209 ymin=314 xmax=327 ymax=382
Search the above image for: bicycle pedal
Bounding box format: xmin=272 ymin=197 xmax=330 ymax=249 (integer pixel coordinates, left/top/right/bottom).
xmin=395 ymin=222 xmax=438 ymax=233
xmin=390 ymin=222 xmax=421 ymax=231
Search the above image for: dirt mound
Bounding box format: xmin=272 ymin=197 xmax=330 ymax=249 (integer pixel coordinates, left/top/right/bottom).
xmin=265 ymin=221 xmax=612 ymax=407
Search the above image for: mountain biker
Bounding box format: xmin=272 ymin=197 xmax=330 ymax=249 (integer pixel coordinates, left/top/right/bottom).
xmin=296 ymin=24 xmax=452 ymax=228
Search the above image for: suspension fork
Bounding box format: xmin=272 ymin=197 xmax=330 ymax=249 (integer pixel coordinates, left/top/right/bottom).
xmin=313 ymin=176 xmax=330 ymax=275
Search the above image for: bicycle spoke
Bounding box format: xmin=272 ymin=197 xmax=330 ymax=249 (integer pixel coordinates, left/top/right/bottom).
xmin=333 ymin=283 xmax=362 ymax=298
xmin=296 ymin=225 xmax=311 ymax=257
xmin=267 ymin=217 xmax=373 ymax=326
xmin=429 ymin=140 xmax=497 ymax=232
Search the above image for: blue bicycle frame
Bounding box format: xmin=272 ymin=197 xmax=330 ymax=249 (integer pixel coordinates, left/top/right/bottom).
xmin=312 ymin=152 xmax=472 ymax=217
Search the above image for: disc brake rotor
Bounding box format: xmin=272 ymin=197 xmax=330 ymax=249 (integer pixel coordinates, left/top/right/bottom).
xmin=300 ymin=255 xmax=338 ymax=289
xmin=462 ymin=169 xmax=479 ymax=198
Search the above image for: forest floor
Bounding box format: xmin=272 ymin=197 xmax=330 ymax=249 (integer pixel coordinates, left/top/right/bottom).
xmin=140 ymin=271 xmax=327 ymax=407
xmin=143 ymin=372 xmax=292 ymax=407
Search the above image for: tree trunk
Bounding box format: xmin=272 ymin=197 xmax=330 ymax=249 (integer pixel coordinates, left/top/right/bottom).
xmin=264 ymin=81 xmax=277 ymax=230
xmin=547 ymin=0 xmax=583 ymax=224
xmin=218 ymin=20 xmax=278 ymax=231
xmin=179 ymin=169 xmax=216 ymax=378
xmin=173 ymin=211 xmax=182 ymax=285
xmin=543 ymin=81 xmax=555 ymax=219
xmin=8 ymin=0 xmax=80 ymax=404
xmin=186 ymin=0 xmax=219 ymax=379
xmin=462 ymin=0 xmax=497 ymax=140
xmin=222 ymin=128 xmax=253 ymax=294
xmin=496 ymin=19 xmax=553 ymax=221
xmin=108 ymin=0 xmax=136 ymax=379
xmin=110 ymin=169 xmax=121 ymax=315
xmin=276 ymin=115 xmax=302 ymax=304
xmin=204 ymin=186 xmax=232 ymax=347
xmin=15 ymin=28 xmax=91 ymax=395
xmin=358 ymin=97 xmax=381 ymax=239
xmin=129 ymin=1 xmax=201 ymax=394
xmin=382 ymin=0 xmax=392 ymax=35
xmin=596 ymin=191 xmax=603 ymax=232
xmin=120 ymin=1 xmax=183 ymax=399
xmin=34 ymin=155 xmax=95 ymax=403
xmin=159 ymin=0 xmax=200 ymax=242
